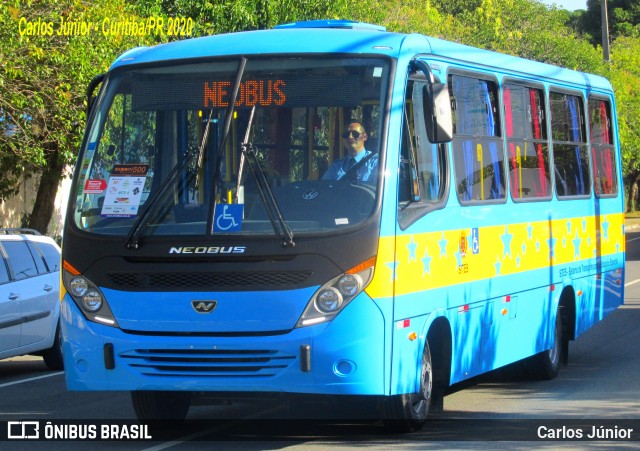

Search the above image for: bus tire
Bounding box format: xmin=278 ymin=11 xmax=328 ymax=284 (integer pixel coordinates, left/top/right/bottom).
xmin=43 ymin=322 xmax=64 ymax=370
xmin=527 ymin=307 xmax=564 ymax=380
xmin=382 ymin=341 xmax=433 ymax=433
xmin=131 ymin=391 xmax=191 ymax=421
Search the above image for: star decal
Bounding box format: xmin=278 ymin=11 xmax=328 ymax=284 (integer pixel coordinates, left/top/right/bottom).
xmin=501 ymin=226 xmax=513 ymax=258
xmin=547 ymin=236 xmax=557 ymax=258
xmin=601 ymin=216 xmax=610 ymax=240
xmin=421 ymin=249 xmax=432 ymax=276
xmin=438 ymin=233 xmax=448 ymax=258
xmin=455 ymin=251 xmax=463 ymax=268
xmin=385 ymin=261 xmax=399 ymax=282
xmin=572 ymin=232 xmax=582 ymax=259
xmin=494 ymin=257 xmax=502 ymax=276
xmin=407 ymin=236 xmax=418 ymax=262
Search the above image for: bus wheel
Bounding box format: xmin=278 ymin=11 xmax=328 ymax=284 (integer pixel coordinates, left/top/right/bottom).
xmin=526 ymin=308 xmax=564 ymax=380
xmin=382 ymin=341 xmax=433 ymax=433
xmin=131 ymin=391 xmax=191 ymax=421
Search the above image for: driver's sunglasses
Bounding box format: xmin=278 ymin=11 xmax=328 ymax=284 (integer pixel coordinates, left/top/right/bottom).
xmin=341 ymin=130 xmax=363 ymax=139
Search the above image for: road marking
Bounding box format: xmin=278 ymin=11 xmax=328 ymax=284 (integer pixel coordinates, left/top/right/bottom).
xmin=625 ymin=279 xmax=640 ymax=287
xmin=0 ymin=371 xmax=63 ymax=389
xmin=626 ymin=236 xmax=640 ymax=243
xmin=142 ymin=405 xmax=285 ymax=451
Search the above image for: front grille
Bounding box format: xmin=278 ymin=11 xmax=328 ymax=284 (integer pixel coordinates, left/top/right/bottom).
xmin=121 ymin=348 xmax=296 ymax=378
xmin=107 ymin=271 xmax=312 ymax=289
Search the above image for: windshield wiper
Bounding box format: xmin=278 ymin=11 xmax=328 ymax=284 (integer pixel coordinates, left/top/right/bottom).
xmin=244 ymin=145 xmax=295 ymax=247
xmin=239 ymin=108 xmax=294 ymax=247
xmin=124 ymin=109 xmax=215 ymax=250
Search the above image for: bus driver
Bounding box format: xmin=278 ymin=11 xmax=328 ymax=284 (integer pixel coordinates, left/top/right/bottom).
xmin=322 ymin=122 xmax=378 ymax=183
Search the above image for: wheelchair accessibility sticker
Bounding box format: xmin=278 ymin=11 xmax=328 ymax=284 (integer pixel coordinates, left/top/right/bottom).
xmin=214 ymin=204 xmax=243 ymax=232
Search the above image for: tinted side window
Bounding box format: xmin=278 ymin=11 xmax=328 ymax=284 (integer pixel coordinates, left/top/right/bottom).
xmin=35 ymin=242 xmax=61 ymax=272
xmin=0 ymin=254 xmax=9 ymax=284
xmin=398 ymin=78 xmax=449 ymax=228
xmin=504 ymin=84 xmax=551 ymax=200
xmin=550 ymin=91 xmax=590 ymax=198
xmin=2 ymin=241 xmax=38 ymax=280
xmin=27 ymin=242 xmax=48 ymax=274
xmin=589 ymin=97 xmax=617 ymax=196
xmin=449 ymin=74 xmax=505 ymax=203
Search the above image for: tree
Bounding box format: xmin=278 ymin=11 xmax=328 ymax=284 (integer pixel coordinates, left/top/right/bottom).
xmin=607 ymin=36 xmax=640 ymax=210
xmin=132 ymin=0 xmax=351 ymax=35
xmin=0 ymin=1 xmax=148 ymax=234
xmin=580 ymin=0 xmax=640 ymax=46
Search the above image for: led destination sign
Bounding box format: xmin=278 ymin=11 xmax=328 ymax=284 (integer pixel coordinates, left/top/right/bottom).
xmin=132 ymin=74 xmax=361 ymax=111
xmin=203 ymin=79 xmax=287 ymax=108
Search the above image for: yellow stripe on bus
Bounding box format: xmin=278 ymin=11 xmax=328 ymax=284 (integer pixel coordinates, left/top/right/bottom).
xmin=366 ymin=213 xmax=625 ymax=298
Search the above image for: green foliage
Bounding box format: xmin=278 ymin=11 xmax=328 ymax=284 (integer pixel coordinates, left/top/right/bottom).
xmin=607 ymin=35 xmax=640 ymax=208
xmin=581 ymin=0 xmax=640 ymax=45
xmin=0 ymin=0 xmax=147 ymax=200
xmin=132 ymin=0 xmax=351 ymax=35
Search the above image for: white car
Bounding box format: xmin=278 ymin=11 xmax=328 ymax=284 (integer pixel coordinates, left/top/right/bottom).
xmin=0 ymin=228 xmax=62 ymax=369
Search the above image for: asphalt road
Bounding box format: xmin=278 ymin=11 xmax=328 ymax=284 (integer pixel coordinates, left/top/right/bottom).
xmin=1 ymin=232 xmax=639 ymax=449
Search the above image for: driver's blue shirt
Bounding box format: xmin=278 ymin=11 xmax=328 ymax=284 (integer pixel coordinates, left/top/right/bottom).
xmin=321 ymin=150 xmax=378 ymax=183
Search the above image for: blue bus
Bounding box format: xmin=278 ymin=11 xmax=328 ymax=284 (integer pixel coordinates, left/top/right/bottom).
xmin=61 ymin=20 xmax=625 ymax=431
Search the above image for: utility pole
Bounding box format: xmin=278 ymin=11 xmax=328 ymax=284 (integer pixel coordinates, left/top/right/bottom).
xmin=601 ymin=0 xmax=610 ymax=61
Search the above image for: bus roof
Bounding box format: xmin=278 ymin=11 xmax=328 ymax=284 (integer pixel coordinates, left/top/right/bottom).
xmin=110 ymin=20 xmax=611 ymax=92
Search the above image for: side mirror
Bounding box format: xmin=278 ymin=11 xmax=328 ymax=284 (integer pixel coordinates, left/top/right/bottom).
xmin=423 ymin=82 xmax=453 ymax=144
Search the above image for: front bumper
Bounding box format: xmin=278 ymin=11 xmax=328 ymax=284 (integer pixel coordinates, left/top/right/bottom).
xmin=60 ymin=292 xmax=387 ymax=395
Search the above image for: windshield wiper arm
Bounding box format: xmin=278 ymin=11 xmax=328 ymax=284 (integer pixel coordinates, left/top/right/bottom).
xmin=207 ymin=57 xmax=247 ymax=234
xmin=125 ymin=109 xmax=215 ymax=250
xmin=243 ymin=142 xmax=295 ymax=247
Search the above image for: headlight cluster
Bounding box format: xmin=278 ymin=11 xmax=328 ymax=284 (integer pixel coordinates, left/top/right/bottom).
xmin=296 ymin=258 xmax=375 ymax=328
xmin=62 ymin=261 xmax=118 ymax=327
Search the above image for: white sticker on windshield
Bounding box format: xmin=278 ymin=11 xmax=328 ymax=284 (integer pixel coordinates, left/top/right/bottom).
xmin=335 ymin=218 xmax=349 ymax=225
xmin=101 ymin=164 xmax=149 ymax=217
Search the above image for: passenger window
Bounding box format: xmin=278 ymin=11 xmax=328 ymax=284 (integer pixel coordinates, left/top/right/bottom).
xmin=504 ymin=84 xmax=551 ymax=200
xmin=0 ymin=255 xmax=9 ymax=284
xmin=589 ymin=97 xmax=617 ymax=196
xmin=2 ymin=241 xmax=38 ymax=280
xmin=26 ymin=242 xmax=48 ymax=274
xmin=35 ymin=242 xmax=61 ymax=272
xmin=449 ymin=74 xmax=505 ymax=203
xmin=550 ymin=91 xmax=590 ymax=198
xmin=399 ymin=78 xmax=448 ymax=226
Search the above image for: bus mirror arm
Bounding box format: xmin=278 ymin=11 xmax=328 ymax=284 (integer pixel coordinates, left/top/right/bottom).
xmin=86 ymin=73 xmax=106 ymax=118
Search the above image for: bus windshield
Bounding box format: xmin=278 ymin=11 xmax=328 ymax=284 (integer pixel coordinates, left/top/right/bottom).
xmin=72 ymin=57 xmax=390 ymax=239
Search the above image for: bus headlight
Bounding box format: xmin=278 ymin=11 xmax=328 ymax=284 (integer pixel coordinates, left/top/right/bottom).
xmin=82 ymin=290 xmax=103 ymax=312
xmin=297 ymin=257 xmax=375 ymax=328
xmin=62 ymin=261 xmax=119 ymax=328
xmin=316 ymin=287 xmax=343 ymax=313
xmin=69 ymin=277 xmax=89 ymax=297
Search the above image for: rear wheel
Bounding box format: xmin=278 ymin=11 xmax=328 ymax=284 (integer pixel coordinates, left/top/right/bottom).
xmin=526 ymin=307 xmax=565 ymax=380
xmin=131 ymin=391 xmax=191 ymax=421
xmin=382 ymin=341 xmax=433 ymax=433
xmin=43 ymin=322 xmax=64 ymax=370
